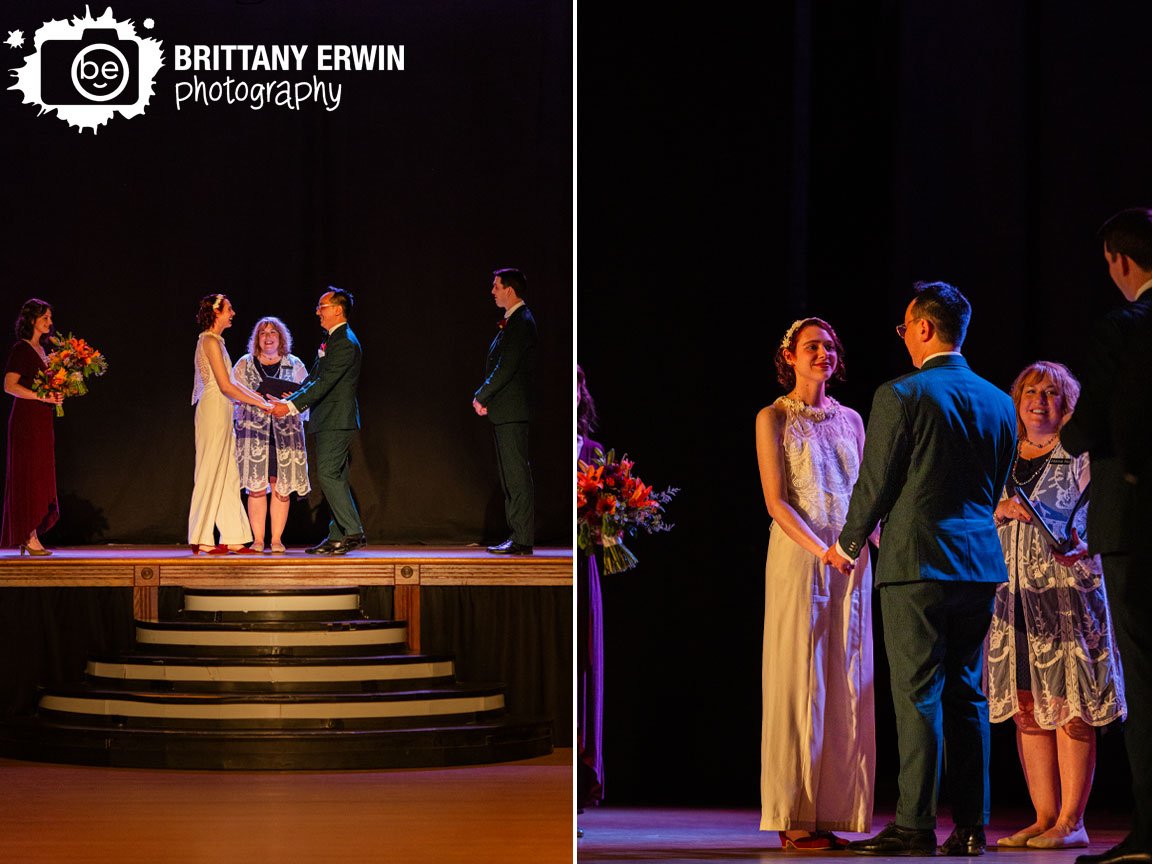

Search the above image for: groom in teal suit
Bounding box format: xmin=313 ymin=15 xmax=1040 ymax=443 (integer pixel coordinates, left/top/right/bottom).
xmin=827 ymin=282 xmax=1016 ymax=856
xmin=272 ymin=287 xmax=364 ymax=555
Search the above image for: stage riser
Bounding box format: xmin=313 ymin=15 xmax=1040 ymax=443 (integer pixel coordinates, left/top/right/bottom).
xmin=0 ymin=721 xmax=555 ymax=769
xmin=85 ymin=676 xmax=457 ymax=694
xmin=177 ymin=611 xmax=370 ymax=623
xmin=5 ymin=586 xmax=554 ymax=769
xmin=135 ymin=644 xmax=413 ymax=658
xmin=86 ymin=657 xmax=458 ymax=685
xmin=37 ymin=709 xmax=510 ymax=731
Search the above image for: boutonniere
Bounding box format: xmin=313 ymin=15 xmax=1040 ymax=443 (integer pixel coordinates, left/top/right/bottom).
xmin=498 ymin=319 xmax=507 ymax=330
xmin=318 ymin=341 xmax=327 ymax=358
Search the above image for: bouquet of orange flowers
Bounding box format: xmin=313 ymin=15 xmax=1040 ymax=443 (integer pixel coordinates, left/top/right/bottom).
xmin=577 ymin=448 xmax=677 ymax=574
xmin=32 ymin=332 xmax=109 ymax=417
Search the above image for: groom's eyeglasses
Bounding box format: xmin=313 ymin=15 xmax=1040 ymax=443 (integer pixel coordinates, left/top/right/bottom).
xmin=316 ymin=304 xmax=335 ymax=311
xmin=895 ymin=317 xmax=923 ymax=339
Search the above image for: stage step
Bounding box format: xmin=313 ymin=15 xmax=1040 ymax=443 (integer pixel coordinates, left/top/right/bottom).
xmin=84 ymin=653 xmax=457 ymax=693
xmin=178 ymin=587 xmax=367 ymax=622
xmin=134 ymin=619 xmax=408 ymax=656
xmin=38 ymin=684 xmax=506 ymax=727
xmin=0 ymin=587 xmax=553 ymax=769
xmin=0 ymin=717 xmax=555 ymax=769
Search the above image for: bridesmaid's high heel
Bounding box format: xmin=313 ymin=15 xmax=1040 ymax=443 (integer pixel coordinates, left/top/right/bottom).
xmin=19 ymin=544 xmax=52 ymax=557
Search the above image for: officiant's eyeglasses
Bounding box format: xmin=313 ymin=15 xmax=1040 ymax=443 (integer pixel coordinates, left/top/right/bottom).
xmin=316 ymin=303 xmax=336 ymax=311
xmin=895 ymin=317 xmax=923 ymax=339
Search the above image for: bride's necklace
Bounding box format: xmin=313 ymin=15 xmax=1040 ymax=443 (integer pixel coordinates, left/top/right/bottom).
xmin=780 ymin=393 xmax=838 ymax=421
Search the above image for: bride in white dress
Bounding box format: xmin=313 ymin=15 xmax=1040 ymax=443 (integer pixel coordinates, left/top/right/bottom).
xmin=755 ymin=317 xmax=876 ymax=849
xmin=189 ymin=294 xmax=271 ymax=554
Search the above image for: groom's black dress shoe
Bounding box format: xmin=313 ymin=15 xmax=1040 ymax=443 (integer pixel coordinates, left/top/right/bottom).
xmin=329 ymin=533 xmax=367 ymax=556
xmin=305 ymin=538 xmax=339 ymax=555
xmin=1076 ymin=844 xmax=1152 ymax=864
xmin=848 ymin=822 xmax=937 ymax=856
xmin=486 ymin=539 xmax=533 ymax=555
xmin=940 ymin=826 xmax=985 ymax=856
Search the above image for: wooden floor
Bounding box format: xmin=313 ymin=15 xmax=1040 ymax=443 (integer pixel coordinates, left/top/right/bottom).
xmin=0 ymin=750 xmax=573 ymax=864
xmin=577 ymin=806 xmax=1132 ymax=863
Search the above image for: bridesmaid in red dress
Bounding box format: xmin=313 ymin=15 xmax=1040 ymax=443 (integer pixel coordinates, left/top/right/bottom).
xmin=2 ymin=299 xmax=64 ymax=556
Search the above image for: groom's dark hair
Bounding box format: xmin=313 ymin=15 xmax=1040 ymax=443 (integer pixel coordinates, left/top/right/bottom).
xmin=911 ymin=281 xmax=971 ymax=349
xmin=327 ymin=287 xmax=354 ymax=318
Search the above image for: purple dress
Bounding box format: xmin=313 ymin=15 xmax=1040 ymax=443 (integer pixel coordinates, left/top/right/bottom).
xmin=578 ymin=435 xmax=604 ymax=806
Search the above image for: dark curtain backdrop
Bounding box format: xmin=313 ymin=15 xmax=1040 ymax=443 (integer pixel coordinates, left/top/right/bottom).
xmin=580 ymin=1 xmax=1147 ymax=808
xmin=0 ymin=0 xmax=571 ymax=546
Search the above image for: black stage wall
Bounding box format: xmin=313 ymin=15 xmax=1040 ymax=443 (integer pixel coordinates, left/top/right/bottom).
xmin=0 ymin=0 xmax=571 ymax=546
xmin=580 ymin=2 xmax=1149 ymax=809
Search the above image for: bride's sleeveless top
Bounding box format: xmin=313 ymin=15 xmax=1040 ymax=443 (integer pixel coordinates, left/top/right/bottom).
xmin=191 ymin=331 xmax=229 ymax=406
xmin=775 ymin=395 xmax=861 ymax=535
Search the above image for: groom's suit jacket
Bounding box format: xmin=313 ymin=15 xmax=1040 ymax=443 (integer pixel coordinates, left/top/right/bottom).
xmin=838 ymin=354 xmax=1016 ymax=585
xmin=288 ymin=323 xmax=361 ymax=431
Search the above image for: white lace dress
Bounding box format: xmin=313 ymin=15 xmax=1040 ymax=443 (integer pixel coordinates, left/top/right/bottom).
xmin=760 ymin=396 xmax=875 ymax=832
xmin=984 ymin=445 xmax=1126 ymax=729
xmin=188 ymin=331 xmax=253 ymax=547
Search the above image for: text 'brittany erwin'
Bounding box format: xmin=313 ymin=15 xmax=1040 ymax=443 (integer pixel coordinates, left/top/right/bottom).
xmin=173 ymin=44 xmax=405 ymax=73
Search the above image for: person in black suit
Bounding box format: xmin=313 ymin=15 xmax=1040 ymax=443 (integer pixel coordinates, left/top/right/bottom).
xmin=271 ymin=287 xmax=364 ymax=556
xmin=1062 ymin=208 xmax=1152 ymax=864
xmin=473 ymin=267 xmax=537 ymax=555
xmin=826 ymin=282 xmax=1017 ymax=857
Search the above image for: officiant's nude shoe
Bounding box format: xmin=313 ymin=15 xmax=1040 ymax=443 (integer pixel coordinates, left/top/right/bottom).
xmin=19 ymin=544 xmax=51 ymax=556
xmin=997 ymin=825 xmax=1049 ymax=847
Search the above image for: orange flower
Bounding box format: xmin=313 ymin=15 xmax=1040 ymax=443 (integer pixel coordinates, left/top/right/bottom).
xmin=596 ymin=494 xmax=617 ymax=515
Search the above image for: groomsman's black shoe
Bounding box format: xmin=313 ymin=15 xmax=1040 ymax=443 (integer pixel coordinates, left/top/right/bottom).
xmin=330 ymin=534 xmax=367 ymax=556
xmin=1076 ymin=844 xmax=1152 ymax=864
xmin=486 ymin=539 xmax=533 ymax=555
xmin=305 ymin=538 xmax=339 ymax=555
xmin=940 ymin=826 xmax=985 ymax=856
xmin=848 ymin=823 xmax=937 ymax=856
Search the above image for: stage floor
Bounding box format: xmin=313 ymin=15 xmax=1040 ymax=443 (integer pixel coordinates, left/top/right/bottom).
xmin=577 ymin=807 xmax=1131 ymax=863
xmin=0 ymin=544 xmax=573 ymax=587
xmin=0 ymin=749 xmax=573 ymax=864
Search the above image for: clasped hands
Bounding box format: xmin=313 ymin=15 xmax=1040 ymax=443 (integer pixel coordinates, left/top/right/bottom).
xmin=822 ymin=544 xmax=854 ymax=575
xmin=259 ymin=398 xmax=291 ymax=418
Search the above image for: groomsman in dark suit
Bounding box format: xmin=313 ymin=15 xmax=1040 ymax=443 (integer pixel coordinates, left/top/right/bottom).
xmin=473 ymin=268 xmax=537 ymax=555
xmin=272 ymin=287 xmax=364 ymax=555
xmin=827 ymin=282 xmax=1016 ymax=856
xmin=1062 ymin=208 xmax=1152 ymax=864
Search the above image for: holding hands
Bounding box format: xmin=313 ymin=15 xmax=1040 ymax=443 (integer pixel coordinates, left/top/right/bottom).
xmin=823 ymin=544 xmax=854 ymax=576
xmin=270 ymin=399 xmax=290 ymax=419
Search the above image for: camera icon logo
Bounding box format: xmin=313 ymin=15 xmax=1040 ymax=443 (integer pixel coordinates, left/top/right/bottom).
xmin=9 ymin=8 xmax=164 ymax=133
xmin=41 ymin=28 xmax=138 ymax=105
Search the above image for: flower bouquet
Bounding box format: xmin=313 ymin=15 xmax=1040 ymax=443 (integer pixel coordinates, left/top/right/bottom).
xmin=577 ymin=448 xmax=677 ymax=574
xmin=31 ymin=332 xmax=109 ymax=417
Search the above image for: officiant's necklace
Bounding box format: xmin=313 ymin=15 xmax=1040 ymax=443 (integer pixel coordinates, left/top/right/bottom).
xmin=257 ymin=353 xmax=282 ymax=374
xmin=1012 ymin=436 xmax=1058 ymax=487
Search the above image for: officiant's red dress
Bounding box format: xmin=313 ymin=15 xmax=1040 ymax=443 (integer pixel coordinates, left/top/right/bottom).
xmin=1 ymin=341 xmax=59 ymax=547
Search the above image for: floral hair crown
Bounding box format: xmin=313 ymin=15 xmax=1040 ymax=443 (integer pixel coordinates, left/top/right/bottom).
xmin=212 ymin=294 xmax=225 ymax=311
xmin=779 ymin=318 xmax=808 ymax=351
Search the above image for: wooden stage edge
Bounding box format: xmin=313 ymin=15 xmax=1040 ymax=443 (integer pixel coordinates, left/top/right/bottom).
xmin=0 ymin=545 xmax=573 ymax=652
